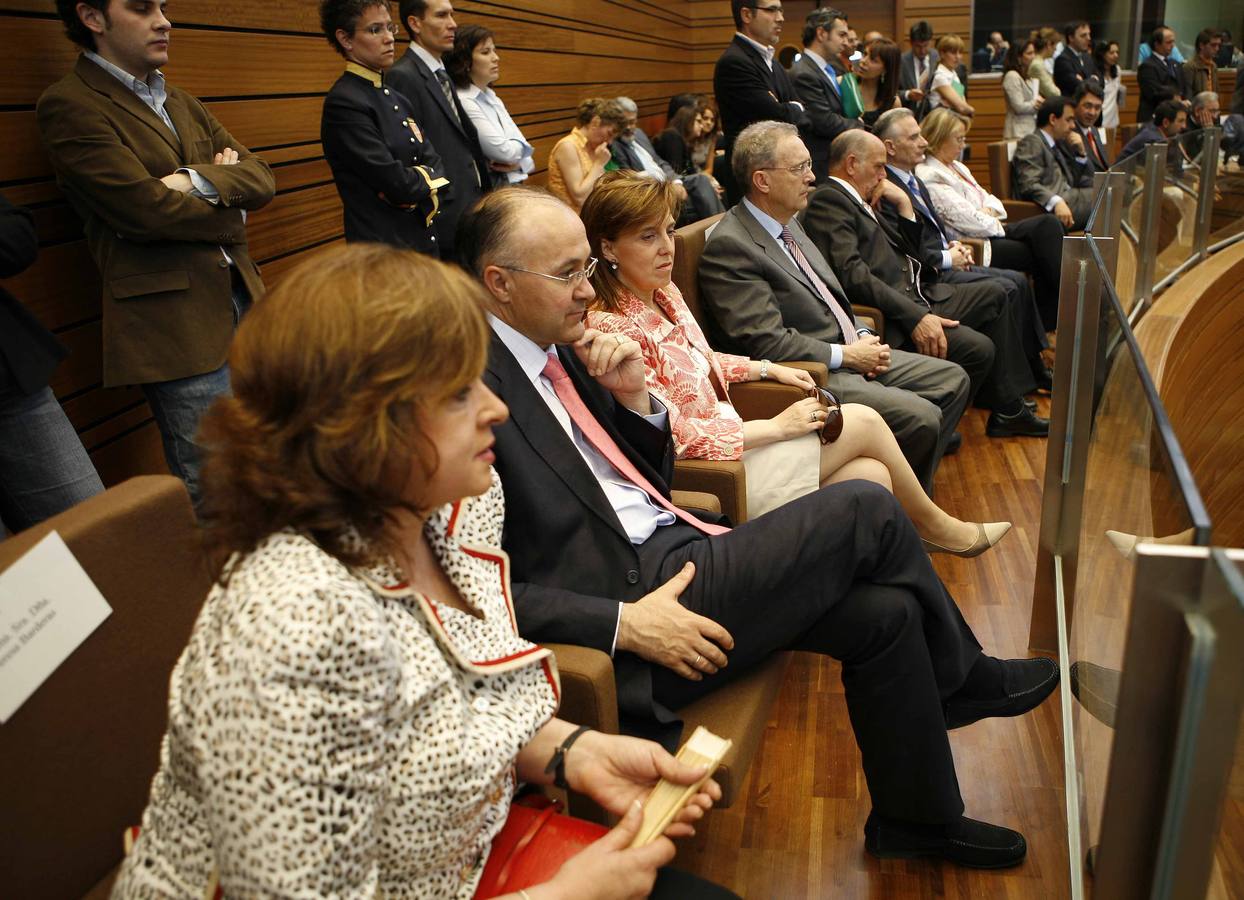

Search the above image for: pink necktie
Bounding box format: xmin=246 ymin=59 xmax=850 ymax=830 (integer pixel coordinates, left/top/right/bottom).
xmin=541 ymin=353 xmax=729 ymax=536
xmin=779 ymin=226 xmax=857 ymax=344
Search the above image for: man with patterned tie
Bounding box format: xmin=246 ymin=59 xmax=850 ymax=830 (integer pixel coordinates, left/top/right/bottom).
xmin=1072 ymin=82 xmax=1112 ymax=172
xmin=389 ymin=0 xmax=489 ymax=258
xmin=713 ymin=0 xmax=809 ymax=203
xmin=461 ymin=184 xmax=1058 ymax=869
xmin=698 ymin=121 xmax=971 ymax=491
xmin=790 ymin=8 xmax=862 ymax=183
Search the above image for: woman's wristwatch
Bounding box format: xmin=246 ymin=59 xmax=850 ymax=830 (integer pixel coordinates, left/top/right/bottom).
xmin=545 ymin=725 xmax=593 ymax=789
xmin=759 ymin=359 xmax=771 ymax=380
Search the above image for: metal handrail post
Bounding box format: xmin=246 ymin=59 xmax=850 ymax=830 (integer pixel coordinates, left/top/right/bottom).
xmin=1131 ymin=142 xmax=1168 ymax=319
xmin=1192 ymin=126 xmax=1221 ymax=262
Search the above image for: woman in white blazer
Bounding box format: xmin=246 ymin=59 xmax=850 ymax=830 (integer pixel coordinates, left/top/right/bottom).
xmin=1001 ymin=40 xmax=1041 ymax=139
xmin=447 ymin=25 xmax=534 ymax=187
xmin=917 ymin=109 xmax=1065 ymax=329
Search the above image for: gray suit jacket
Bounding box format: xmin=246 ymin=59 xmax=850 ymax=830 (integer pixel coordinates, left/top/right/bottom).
xmin=789 ymin=53 xmax=861 ymax=181
xmin=900 ymin=49 xmax=939 ymax=102
xmin=1011 ymin=131 xmax=1095 ymax=226
xmin=698 ymin=202 xmax=858 ymax=369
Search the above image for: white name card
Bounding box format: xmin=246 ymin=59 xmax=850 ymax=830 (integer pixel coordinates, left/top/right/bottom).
xmin=0 ymin=531 xmax=112 ymax=724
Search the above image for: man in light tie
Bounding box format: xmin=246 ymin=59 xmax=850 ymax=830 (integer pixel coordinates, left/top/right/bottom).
xmin=790 ymin=7 xmax=863 ymax=182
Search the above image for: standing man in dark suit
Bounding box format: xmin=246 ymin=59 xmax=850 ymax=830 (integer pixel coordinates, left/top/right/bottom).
xmin=899 ymin=21 xmax=938 ymax=118
xmin=805 ymin=131 xmax=1048 ymax=439
xmin=1012 ymin=97 xmax=1097 ymax=230
xmin=460 ymin=184 xmax=1057 ymax=868
xmin=0 ymin=195 xmax=103 ymax=534
xmin=1137 ymin=26 xmax=1187 ymax=124
xmin=1053 ymin=21 xmax=1097 ymax=98
xmin=1072 ymin=81 xmax=1111 ymax=172
xmin=713 ymin=0 xmax=809 ymax=204
xmin=874 ymin=109 xmax=1050 ymax=402
xmin=389 ymin=0 xmax=489 ymax=259
xmin=790 ymin=8 xmax=862 ymax=183
xmin=319 ymin=0 xmax=447 ymax=256
xmin=698 ymin=122 xmax=970 ymax=490
xmin=38 ymin=0 xmax=275 ymax=505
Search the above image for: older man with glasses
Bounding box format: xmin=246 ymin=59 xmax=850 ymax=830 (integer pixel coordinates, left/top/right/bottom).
xmin=714 ymin=0 xmax=810 ymax=203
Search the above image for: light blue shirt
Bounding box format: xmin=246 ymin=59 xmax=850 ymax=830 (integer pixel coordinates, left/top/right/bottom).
xmin=742 ymin=198 xmax=847 ymax=369
xmin=801 ymin=48 xmax=840 ymax=96
xmin=457 ymin=83 xmax=534 ymax=182
xmin=489 ymin=314 xmax=674 ymax=656
xmin=886 ymin=164 xmax=953 ymax=269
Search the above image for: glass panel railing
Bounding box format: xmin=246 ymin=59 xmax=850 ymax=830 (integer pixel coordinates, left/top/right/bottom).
xmin=1065 ymin=246 xmax=1212 ymax=889
xmin=1208 ymin=134 xmax=1244 ymax=252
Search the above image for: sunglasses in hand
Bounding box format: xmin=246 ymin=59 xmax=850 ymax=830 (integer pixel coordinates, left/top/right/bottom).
xmin=810 ymin=387 xmax=843 ymax=444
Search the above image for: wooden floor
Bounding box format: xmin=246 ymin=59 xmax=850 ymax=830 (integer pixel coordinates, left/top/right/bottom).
xmin=676 ymin=397 xmax=1071 ymax=899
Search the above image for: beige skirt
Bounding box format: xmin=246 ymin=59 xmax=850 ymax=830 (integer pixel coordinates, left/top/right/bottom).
xmin=741 ymin=432 xmax=821 ymax=518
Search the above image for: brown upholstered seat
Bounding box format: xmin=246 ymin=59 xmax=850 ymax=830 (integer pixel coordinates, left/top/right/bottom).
xmin=0 ymin=476 xmax=210 ymax=900
xmin=988 ymin=139 xmax=1046 ymax=220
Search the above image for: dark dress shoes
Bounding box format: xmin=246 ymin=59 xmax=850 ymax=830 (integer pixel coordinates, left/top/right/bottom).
xmin=864 ymin=810 xmax=1028 ymax=868
xmin=1034 ymin=366 xmax=1054 ymax=394
xmin=985 ymin=406 xmax=1050 ymax=437
xmin=945 ymin=656 xmax=1060 ymax=729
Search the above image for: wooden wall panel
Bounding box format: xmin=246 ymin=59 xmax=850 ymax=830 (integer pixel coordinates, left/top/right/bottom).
xmin=0 ymin=1 xmax=700 ymax=490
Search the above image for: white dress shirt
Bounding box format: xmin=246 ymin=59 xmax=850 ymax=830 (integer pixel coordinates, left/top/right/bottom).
xmin=409 ymin=40 xmax=446 ymax=74
xmin=736 ymin=31 xmax=775 ymax=69
xmin=489 ymin=315 xmax=675 ymax=654
xmin=456 ymin=83 xmax=534 ymax=183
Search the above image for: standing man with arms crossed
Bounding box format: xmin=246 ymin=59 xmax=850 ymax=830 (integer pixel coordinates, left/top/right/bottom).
xmin=790 ymin=8 xmax=863 ymax=183
xmin=38 ymin=0 xmax=274 ymax=506
xmin=389 ymin=0 xmax=490 ymax=259
xmin=1053 ymin=21 xmax=1096 ymax=98
xmin=714 ymin=0 xmax=809 ymax=203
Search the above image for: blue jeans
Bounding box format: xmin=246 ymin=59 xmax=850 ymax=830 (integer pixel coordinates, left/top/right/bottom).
xmin=0 ymin=385 xmax=104 ymax=534
xmin=141 ymin=280 xmax=249 ymax=507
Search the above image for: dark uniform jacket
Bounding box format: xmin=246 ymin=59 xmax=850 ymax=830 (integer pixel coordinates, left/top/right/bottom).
xmin=321 ymin=64 xmax=447 ymax=256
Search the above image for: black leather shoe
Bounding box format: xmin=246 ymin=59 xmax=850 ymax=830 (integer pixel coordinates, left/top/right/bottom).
xmin=943 ymin=431 xmax=963 ymax=455
xmin=1034 ymin=366 xmax=1054 ymax=394
xmin=1024 ymin=397 xmax=1037 ymax=411
xmin=985 ymin=406 xmax=1050 ymax=437
xmin=945 ymin=656 xmax=1059 ymax=729
xmin=864 ymin=810 xmax=1027 ymax=868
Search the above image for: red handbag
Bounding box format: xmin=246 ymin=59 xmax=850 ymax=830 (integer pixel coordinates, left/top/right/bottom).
xmin=473 ymin=794 xmax=609 ymax=897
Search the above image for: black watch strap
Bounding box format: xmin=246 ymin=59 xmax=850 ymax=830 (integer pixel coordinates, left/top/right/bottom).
xmin=545 ymin=725 xmax=593 ymax=790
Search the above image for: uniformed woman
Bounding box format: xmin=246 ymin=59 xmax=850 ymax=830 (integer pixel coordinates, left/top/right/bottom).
xmin=320 ymin=0 xmax=448 ymax=256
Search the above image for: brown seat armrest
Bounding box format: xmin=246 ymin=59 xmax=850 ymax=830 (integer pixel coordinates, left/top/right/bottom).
xmin=729 ymin=380 xmax=806 ymax=420
xmin=1004 ymin=199 xmax=1044 ymax=222
xmin=854 ymin=305 xmax=885 ymax=336
xmin=961 ymin=237 xmax=987 ymax=265
xmin=671 ymin=489 xmax=722 ymax=515
xmin=672 ymin=459 xmax=746 ymax=524
xmin=777 ymin=360 xmax=830 ymax=387
xmin=545 ymin=643 xmax=620 ymax=735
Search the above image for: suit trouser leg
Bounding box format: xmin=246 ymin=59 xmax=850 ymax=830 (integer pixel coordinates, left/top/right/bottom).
xmin=1000 ymin=214 xmax=1065 ymax=329
xmin=935 ymin=277 xmax=1036 ymax=408
xmin=643 ymin=481 xmax=980 ymax=823
xmin=966 ymin=265 xmax=1049 ymax=363
xmin=825 ymin=350 xmax=970 ymax=493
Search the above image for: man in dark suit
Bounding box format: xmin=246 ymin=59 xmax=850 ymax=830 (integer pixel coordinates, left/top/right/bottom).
xmin=790 ymin=8 xmax=863 ymax=183
xmin=460 ymin=184 xmax=1057 ymax=868
xmin=1012 ymin=97 xmax=1097 ymax=230
xmin=899 ymin=21 xmax=938 ymax=118
xmin=698 ymin=121 xmax=969 ymax=490
xmin=38 ymin=0 xmax=275 ymax=504
xmin=389 ymin=0 xmax=489 ymax=259
xmin=873 ymin=111 xmax=1050 ymax=413
xmin=713 ymin=0 xmax=809 ymax=203
xmin=1053 ymin=21 xmax=1097 ymax=97
xmin=0 ymin=195 xmax=103 ymax=533
xmin=1137 ymin=27 xmax=1187 ymax=124
xmin=1120 ymin=100 xmax=1189 ymax=174
xmin=1072 ymin=81 xmax=1111 ymax=172
xmin=805 ymin=130 xmax=1049 ymax=439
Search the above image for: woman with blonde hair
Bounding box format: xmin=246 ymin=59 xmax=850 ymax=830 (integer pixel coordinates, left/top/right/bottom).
xmin=112 ymin=243 xmax=736 ymax=899
xmin=1029 ymin=30 xmax=1060 ymax=99
xmin=916 ymin=109 xmax=1064 ymax=330
xmin=581 ymin=172 xmax=1010 ymax=556
xmin=929 ymin=34 xmax=974 ymax=117
xmin=548 ymin=97 xmax=629 ymax=212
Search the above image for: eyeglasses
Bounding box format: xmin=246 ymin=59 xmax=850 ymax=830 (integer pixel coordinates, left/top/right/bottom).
xmin=752 ymin=3 xmax=784 ymax=13
xmin=761 ymin=159 xmax=814 ymax=176
xmin=502 ymin=257 xmax=599 ymax=287
xmin=810 ymin=387 xmax=843 ymax=444
xmin=359 ymin=22 xmax=399 ymax=37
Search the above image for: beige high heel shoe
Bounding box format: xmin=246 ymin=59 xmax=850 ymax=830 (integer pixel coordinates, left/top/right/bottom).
xmin=922 ymin=522 xmax=1012 ymax=558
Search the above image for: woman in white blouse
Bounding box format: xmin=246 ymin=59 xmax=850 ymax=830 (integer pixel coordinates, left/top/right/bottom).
xmin=928 ymin=34 xmax=974 ymax=118
xmin=916 ymin=109 xmax=1065 ymax=330
xmin=448 ymin=25 xmax=534 ymax=187
xmin=111 ymin=244 xmax=734 ymax=900
xmin=1001 ymin=39 xmax=1041 ymax=139
xmin=1093 ymin=40 xmax=1126 ymax=128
